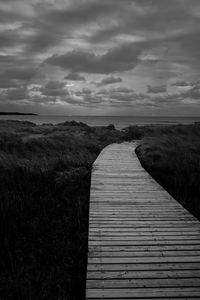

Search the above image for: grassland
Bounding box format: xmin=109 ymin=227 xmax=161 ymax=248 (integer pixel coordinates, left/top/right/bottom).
xmin=1 ymin=120 xmax=200 ymax=299
xmin=0 ymin=120 xmax=121 ymax=300
xmin=135 ymin=123 xmax=200 ymax=220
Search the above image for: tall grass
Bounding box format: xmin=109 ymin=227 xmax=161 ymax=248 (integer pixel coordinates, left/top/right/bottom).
xmin=0 ymin=120 xmax=121 ymax=300
xmin=2 ymin=120 xmax=200 ymax=299
xmin=136 ymin=124 xmax=200 ymax=220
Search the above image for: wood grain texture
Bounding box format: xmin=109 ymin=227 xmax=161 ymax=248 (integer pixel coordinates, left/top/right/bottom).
xmin=85 ymin=143 xmax=200 ymax=299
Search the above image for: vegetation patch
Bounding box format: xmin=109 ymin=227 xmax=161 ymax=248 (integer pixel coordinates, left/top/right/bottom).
xmin=135 ymin=124 xmax=200 ymax=220
xmin=1 ymin=120 xmax=200 ymax=299
xmin=0 ymin=120 xmax=121 ymax=300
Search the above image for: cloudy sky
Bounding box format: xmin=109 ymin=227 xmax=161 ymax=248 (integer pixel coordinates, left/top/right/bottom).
xmin=1 ymin=0 xmax=200 ymax=115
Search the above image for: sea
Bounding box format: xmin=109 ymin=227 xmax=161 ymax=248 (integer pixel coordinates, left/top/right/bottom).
xmin=0 ymin=115 xmax=200 ymax=130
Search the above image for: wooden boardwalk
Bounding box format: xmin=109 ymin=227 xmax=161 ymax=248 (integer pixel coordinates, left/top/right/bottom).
xmin=85 ymin=143 xmax=200 ymax=299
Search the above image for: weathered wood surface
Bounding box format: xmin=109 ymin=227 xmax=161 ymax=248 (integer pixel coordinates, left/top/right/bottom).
xmin=85 ymin=143 xmax=200 ymax=299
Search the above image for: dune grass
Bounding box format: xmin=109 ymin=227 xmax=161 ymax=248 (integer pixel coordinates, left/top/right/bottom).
xmin=1 ymin=120 xmax=200 ymax=299
xmin=0 ymin=120 xmax=122 ymax=300
xmin=135 ymin=124 xmax=200 ymax=220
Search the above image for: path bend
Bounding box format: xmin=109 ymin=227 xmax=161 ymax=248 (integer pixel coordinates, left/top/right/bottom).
xmin=86 ymin=142 xmax=200 ymax=299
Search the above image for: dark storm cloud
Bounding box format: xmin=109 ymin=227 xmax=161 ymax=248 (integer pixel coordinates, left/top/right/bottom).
xmin=0 ymin=67 xmax=37 ymax=89
xmin=1 ymin=0 xmax=200 ymax=114
xmin=86 ymin=0 xmax=200 ymax=74
xmin=2 ymin=67 xmax=37 ymax=81
xmin=95 ymin=76 xmax=122 ymax=87
xmin=0 ymin=8 xmax=25 ymax=23
xmin=26 ymin=0 xmax=131 ymax=55
xmin=0 ymin=30 xmax=22 ymax=49
xmin=0 ymin=26 xmax=62 ymax=55
xmin=22 ymin=1 xmax=124 ymax=54
xmin=109 ymin=91 xmax=149 ymax=102
xmin=45 ymin=43 xmax=142 ymax=74
xmin=75 ymin=88 xmax=92 ymax=96
xmin=65 ymin=87 xmax=104 ymax=107
xmin=61 ymin=96 xmax=84 ymax=106
xmin=2 ymin=87 xmax=28 ymax=101
xmin=64 ymin=72 xmax=86 ymax=81
xmin=171 ymin=80 xmax=192 ymax=87
xmin=25 ymin=31 xmax=62 ymax=53
xmin=44 ymin=81 xmax=66 ymax=90
xmin=183 ymin=83 xmax=200 ymax=99
xmin=170 ymin=30 xmax=200 ymax=65
xmin=41 ymin=0 xmax=125 ymax=27
xmin=41 ymin=88 xmax=68 ymax=97
xmin=0 ymin=79 xmax=18 ymax=89
xmin=147 ymin=85 xmax=167 ymax=94
xmin=88 ymin=0 xmax=192 ymax=43
xmin=110 ymin=87 xmax=134 ymax=93
xmin=0 ymin=55 xmax=39 ymax=73
xmin=40 ymin=81 xmax=69 ymax=97
xmin=0 ymin=55 xmax=17 ymax=63
xmin=97 ymin=86 xmax=150 ymax=104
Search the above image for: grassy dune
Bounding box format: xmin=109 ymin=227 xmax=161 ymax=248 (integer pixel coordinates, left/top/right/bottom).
xmin=0 ymin=120 xmax=121 ymax=300
xmin=1 ymin=120 xmax=200 ymax=299
xmin=135 ymin=124 xmax=200 ymax=220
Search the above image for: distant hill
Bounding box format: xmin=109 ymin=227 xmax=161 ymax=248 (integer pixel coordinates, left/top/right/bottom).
xmin=0 ymin=112 xmax=37 ymax=115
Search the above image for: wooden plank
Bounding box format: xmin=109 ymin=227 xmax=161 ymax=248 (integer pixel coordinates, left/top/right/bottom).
xmin=89 ymin=217 xmax=195 ymax=221
xmin=89 ymin=227 xmax=200 ymax=232
xmin=87 ymin=278 xmax=200 ymax=288
xmin=87 ymin=298 xmax=200 ymax=300
xmin=89 ymin=224 xmax=200 ymax=228
xmin=85 ymin=143 xmax=200 ymax=299
xmin=86 ymin=287 xmax=200 ymax=298
xmin=88 ymin=250 xmax=200 ymax=257
xmin=89 ymin=235 xmax=200 ymax=241
xmin=87 ymin=269 xmax=200 ymax=279
xmin=87 ymin=262 xmax=200 ymax=271
xmin=89 ymin=245 xmax=200 ymax=251
xmin=88 ymin=256 xmax=200 ymax=264
xmin=88 ymin=240 xmax=200 ymax=246
xmin=89 ymin=230 xmax=200 ymax=235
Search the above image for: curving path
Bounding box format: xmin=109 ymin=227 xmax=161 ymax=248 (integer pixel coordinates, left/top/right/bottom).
xmin=85 ymin=143 xmax=200 ymax=299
